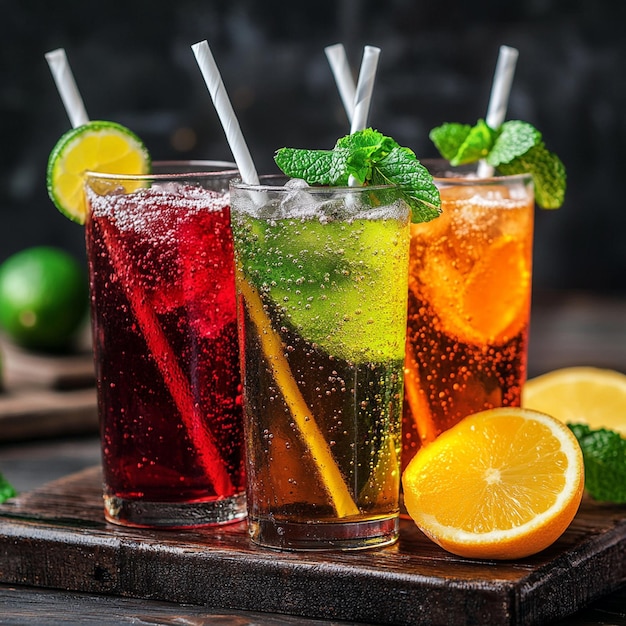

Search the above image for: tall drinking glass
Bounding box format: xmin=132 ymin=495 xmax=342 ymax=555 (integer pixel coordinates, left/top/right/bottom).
xmin=230 ymin=176 xmax=410 ymax=550
xmin=84 ymin=161 xmax=246 ymax=528
xmin=402 ymin=162 xmax=534 ymax=469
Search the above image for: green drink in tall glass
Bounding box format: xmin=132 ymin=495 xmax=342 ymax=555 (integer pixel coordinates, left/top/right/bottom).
xmin=231 ymin=176 xmax=411 ymax=550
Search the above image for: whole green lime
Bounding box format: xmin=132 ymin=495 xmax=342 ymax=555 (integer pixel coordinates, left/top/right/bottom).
xmin=0 ymin=246 xmax=89 ymax=351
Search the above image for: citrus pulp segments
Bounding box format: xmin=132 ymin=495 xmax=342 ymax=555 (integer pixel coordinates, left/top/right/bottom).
xmin=402 ymin=408 xmax=584 ymax=560
xmin=47 ymin=120 xmax=151 ymax=224
xmin=416 ymin=236 xmax=530 ymax=346
xmin=242 ymin=216 xmax=410 ymax=364
xmin=523 ymin=367 xmax=626 ymax=437
xmin=411 ymin=179 xmax=534 ymax=347
xmin=416 ymin=233 xmax=531 ymax=347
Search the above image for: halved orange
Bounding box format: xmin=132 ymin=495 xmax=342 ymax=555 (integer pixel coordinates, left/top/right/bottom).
xmin=402 ymin=407 xmax=584 ymax=560
xmin=523 ymin=367 xmax=626 ymax=437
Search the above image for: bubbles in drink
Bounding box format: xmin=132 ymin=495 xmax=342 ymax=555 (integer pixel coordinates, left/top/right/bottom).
xmin=86 ymin=183 xmax=245 ymax=511
xmin=88 ymin=184 xmax=234 ymax=320
xmin=402 ymin=177 xmax=534 ymax=468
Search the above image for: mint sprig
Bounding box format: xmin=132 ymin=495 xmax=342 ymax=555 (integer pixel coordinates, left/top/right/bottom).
xmin=274 ymin=128 xmax=441 ymax=223
xmin=0 ymin=470 xmax=16 ymax=504
xmin=429 ymin=119 xmax=495 ymax=166
xmin=569 ymin=423 xmax=626 ymax=503
xmin=429 ymin=119 xmax=566 ymax=209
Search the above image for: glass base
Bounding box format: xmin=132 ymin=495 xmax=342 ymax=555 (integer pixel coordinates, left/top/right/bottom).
xmin=248 ymin=515 xmax=399 ymax=551
xmin=103 ymin=492 xmax=247 ymax=528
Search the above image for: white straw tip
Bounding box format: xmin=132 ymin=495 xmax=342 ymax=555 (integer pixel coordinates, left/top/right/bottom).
xmin=45 ymin=48 xmax=66 ymax=62
xmin=325 ymin=43 xmax=344 ymax=54
xmin=499 ymin=45 xmax=519 ymax=60
xmin=191 ymin=38 xmax=259 ymax=185
xmin=191 ymin=40 xmax=207 ymax=54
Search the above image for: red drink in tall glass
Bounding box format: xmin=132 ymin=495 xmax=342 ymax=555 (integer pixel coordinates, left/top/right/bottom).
xmin=85 ymin=165 xmax=245 ymax=527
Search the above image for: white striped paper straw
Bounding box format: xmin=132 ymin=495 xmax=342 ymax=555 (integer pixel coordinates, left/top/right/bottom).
xmin=192 ymin=40 xmax=259 ymax=185
xmin=45 ymin=48 xmax=89 ymax=128
xmin=477 ymin=45 xmax=519 ymax=178
xmin=324 ymin=43 xmax=356 ymax=124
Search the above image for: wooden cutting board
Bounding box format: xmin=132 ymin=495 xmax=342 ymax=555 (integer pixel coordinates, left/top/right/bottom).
xmin=0 ymin=466 xmax=625 ymax=625
xmin=0 ymin=336 xmax=97 ymax=440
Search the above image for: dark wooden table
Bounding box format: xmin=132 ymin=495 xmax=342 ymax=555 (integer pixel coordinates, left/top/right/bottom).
xmin=0 ymin=290 xmax=625 ymax=625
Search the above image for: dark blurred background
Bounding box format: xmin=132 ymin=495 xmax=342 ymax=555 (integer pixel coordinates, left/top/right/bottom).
xmin=1 ymin=0 xmax=625 ymax=294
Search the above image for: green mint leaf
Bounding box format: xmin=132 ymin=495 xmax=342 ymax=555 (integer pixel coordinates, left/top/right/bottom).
xmin=335 ymin=127 xmax=399 ymax=153
xmin=450 ymin=119 xmax=495 ymax=165
xmin=274 ymin=128 xmax=442 ymax=223
xmin=372 ymin=146 xmax=441 ymax=222
xmin=429 ymin=121 xmax=494 ymax=166
xmin=328 ymin=149 xmax=351 ymax=185
xmin=336 ymin=128 xmax=399 ymax=185
xmin=429 ymin=123 xmax=472 ymax=161
xmin=430 ymin=118 xmax=566 ymax=209
xmin=568 ymin=423 xmax=626 ymax=503
xmin=274 ymin=148 xmax=335 ymax=185
xmin=0 ymin=471 xmax=16 ymax=504
xmin=497 ymin=143 xmax=567 ymax=209
xmin=487 ymin=120 xmax=542 ymax=167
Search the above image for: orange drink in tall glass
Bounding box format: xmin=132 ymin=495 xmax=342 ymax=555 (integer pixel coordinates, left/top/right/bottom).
xmin=402 ymin=164 xmax=534 ymax=469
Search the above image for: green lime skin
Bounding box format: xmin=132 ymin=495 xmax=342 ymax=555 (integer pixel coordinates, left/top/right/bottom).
xmin=0 ymin=246 xmax=89 ymax=352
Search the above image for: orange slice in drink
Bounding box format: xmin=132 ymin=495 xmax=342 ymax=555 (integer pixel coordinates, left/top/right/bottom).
xmin=463 ymin=235 xmax=531 ymax=341
xmin=417 ymin=234 xmax=530 ymax=346
xmin=402 ymin=407 xmax=584 ymax=559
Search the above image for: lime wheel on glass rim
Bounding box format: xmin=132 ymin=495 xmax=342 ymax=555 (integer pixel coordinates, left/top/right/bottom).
xmin=47 ymin=120 xmax=151 ymax=224
xmin=9 ymin=119 xmax=152 ymax=351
